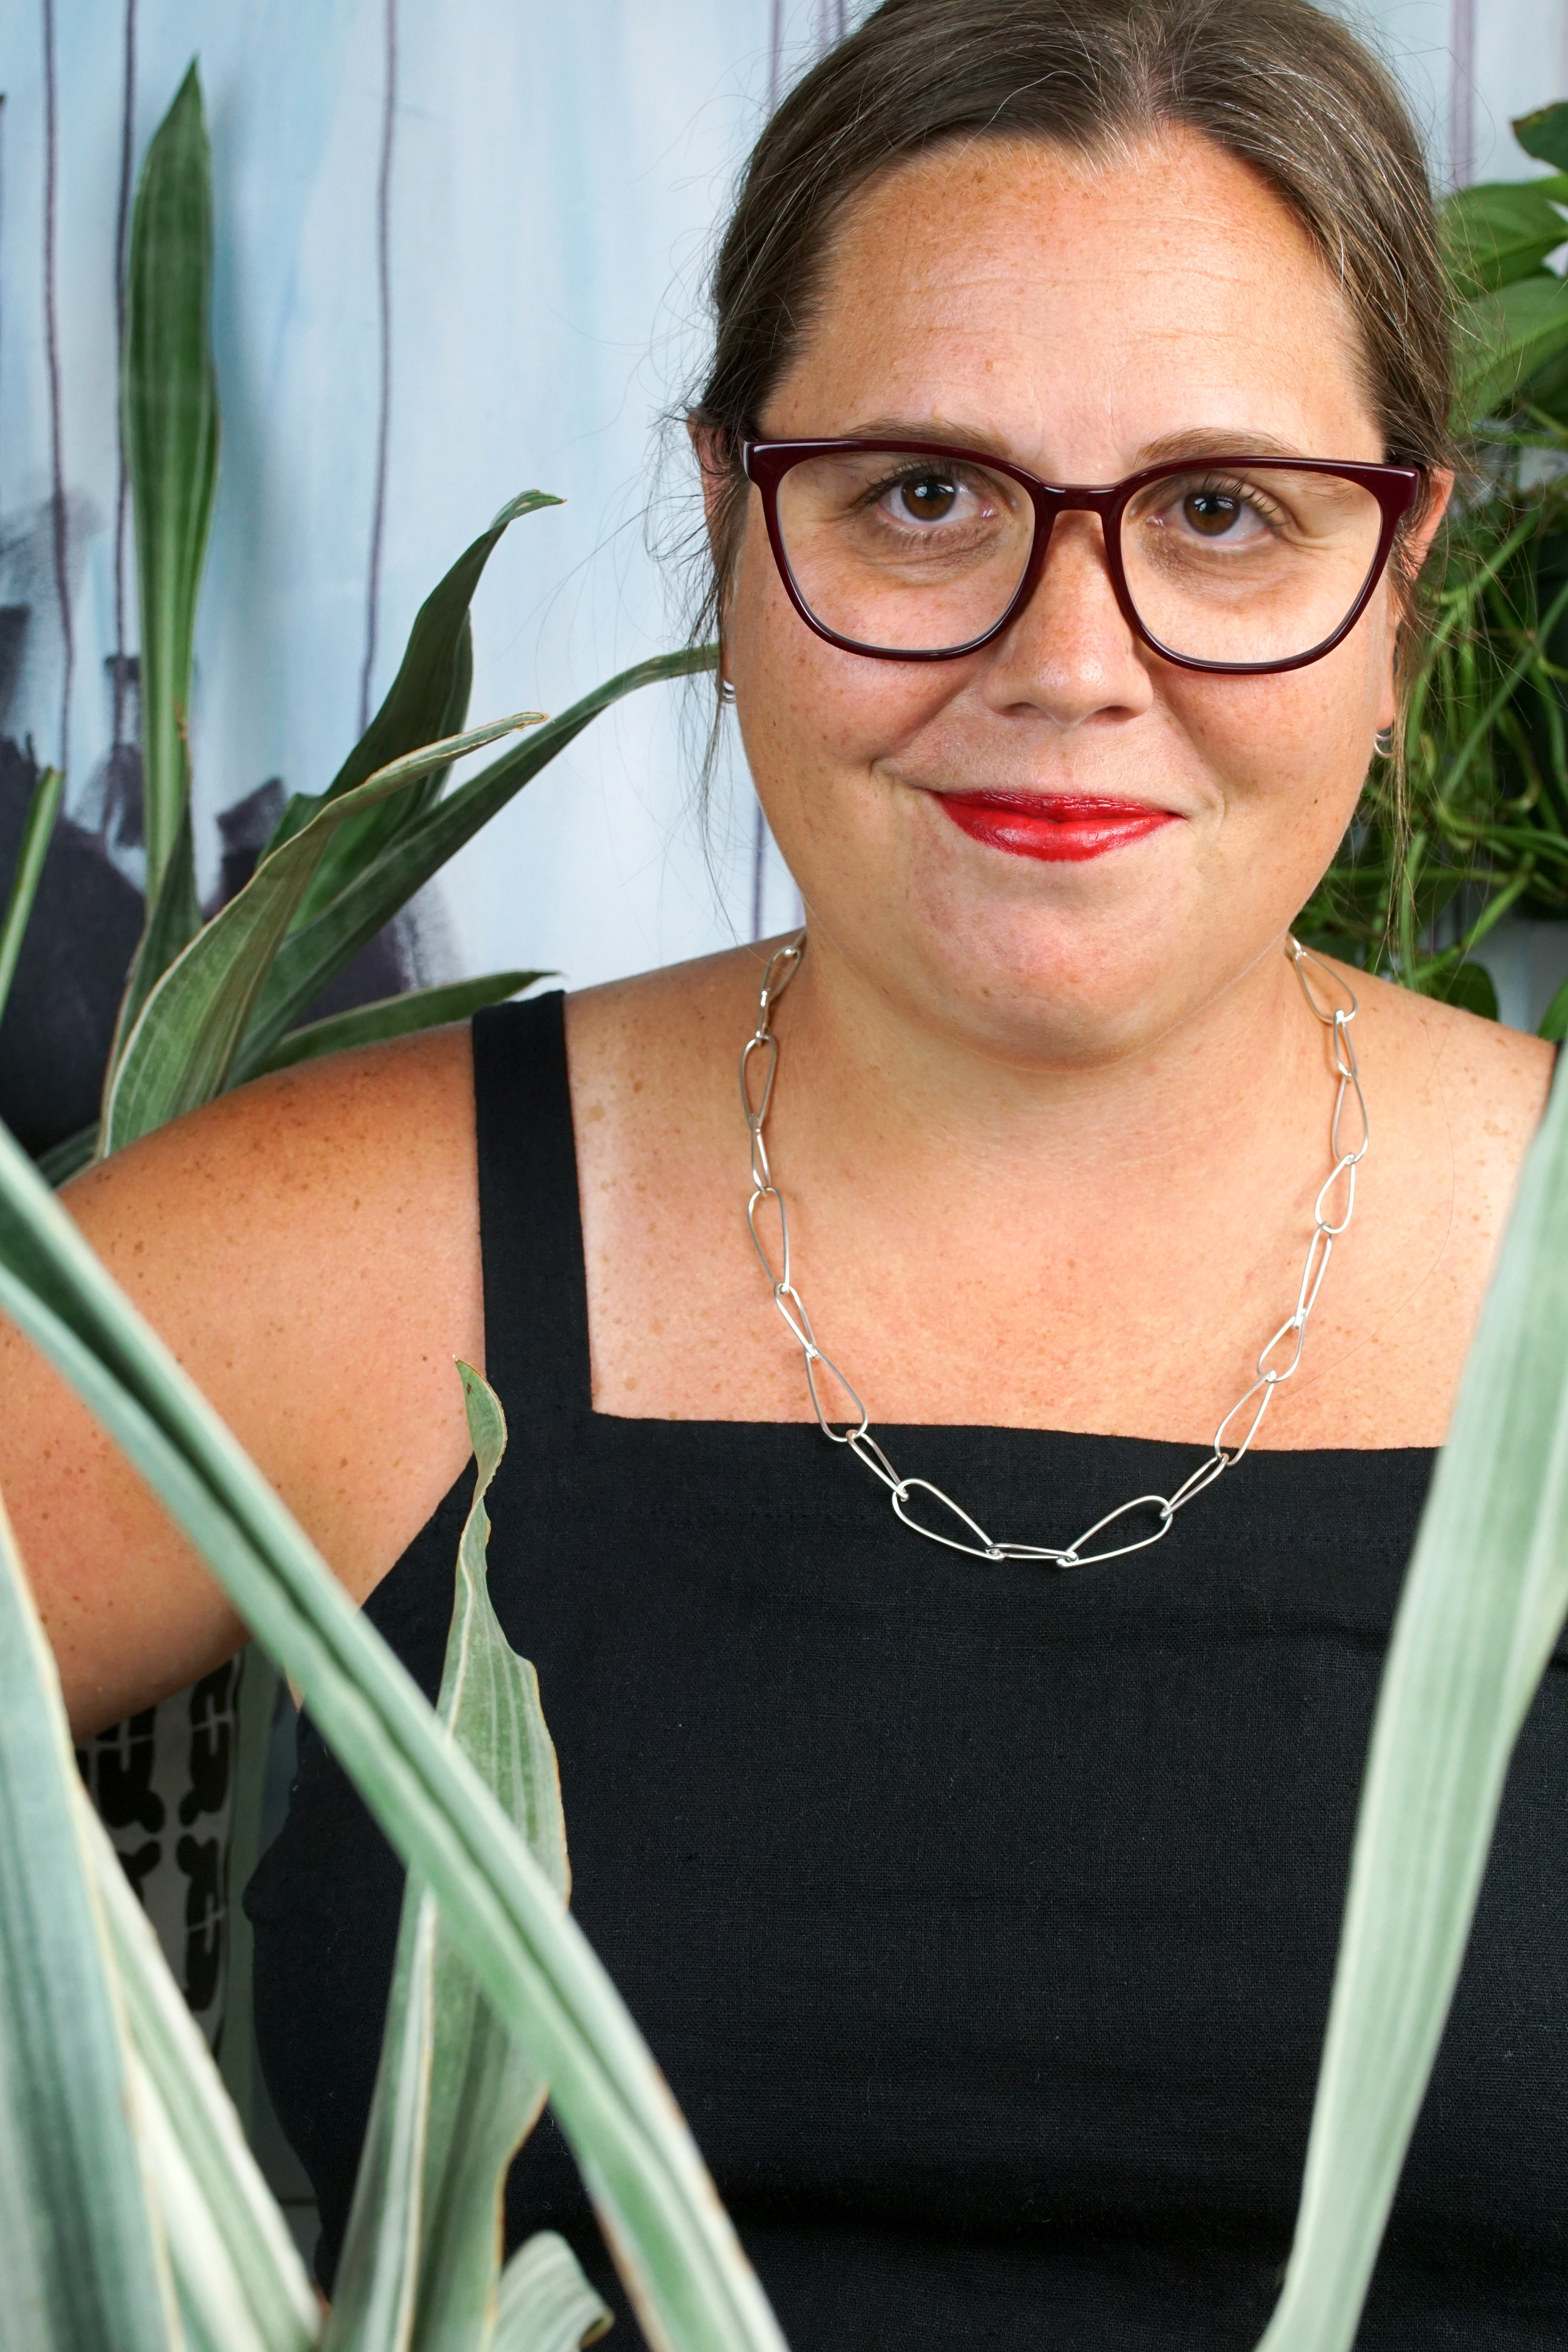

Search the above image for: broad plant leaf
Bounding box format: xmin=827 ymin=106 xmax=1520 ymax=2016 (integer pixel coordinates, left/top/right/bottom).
xmin=1442 ymin=175 xmax=1568 ymax=299
xmin=38 ymin=1124 xmax=99 ymax=1188
xmin=0 ymin=1123 xmax=788 ymax=2352
xmin=495 ymin=2233 xmax=612 ymax=2352
xmin=0 ymin=766 xmax=63 ymax=1030
xmin=329 ymin=1366 xmax=571 ymax=2352
xmin=1456 ymin=272 xmax=1568 ymax=421
xmin=86 ymin=1794 xmax=318 ymax=2352
xmin=218 ymin=1644 xmax=285 ymax=2140
xmin=124 ymin=62 xmax=219 ymax=904
xmin=0 ymin=1489 xmax=178 ymax=2352
xmin=1514 ymin=101 xmax=1568 ymax=173
xmin=1254 ymin=1057 xmax=1568 ymax=2352
xmin=102 ymin=708 xmax=541 ymax=1154
xmin=233 ymin=644 xmax=719 ymax=1079
xmin=294 ymin=490 xmax=559 ymax=923
xmin=257 ymin=972 xmax=549 ymax=1076
xmin=1539 ymin=969 xmax=1568 ymax=1040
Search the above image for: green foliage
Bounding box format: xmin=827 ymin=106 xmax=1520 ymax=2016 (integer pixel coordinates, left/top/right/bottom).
xmin=1300 ymin=109 xmax=1568 ymax=1018
xmin=123 ymin=62 xmax=219 ymax=916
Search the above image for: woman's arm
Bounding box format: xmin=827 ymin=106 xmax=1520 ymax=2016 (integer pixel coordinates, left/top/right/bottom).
xmin=0 ymin=1023 xmax=484 ymax=1737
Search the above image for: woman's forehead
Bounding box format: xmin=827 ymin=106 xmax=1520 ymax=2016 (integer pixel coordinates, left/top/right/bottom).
xmin=774 ymin=129 xmax=1375 ymax=465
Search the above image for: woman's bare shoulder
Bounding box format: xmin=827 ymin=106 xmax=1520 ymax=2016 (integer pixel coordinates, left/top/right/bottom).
xmin=6 ymin=1022 xmax=485 ymax=1731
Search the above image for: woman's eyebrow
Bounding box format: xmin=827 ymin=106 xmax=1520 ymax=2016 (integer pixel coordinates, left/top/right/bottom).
xmin=803 ymin=420 xmax=1316 ymax=470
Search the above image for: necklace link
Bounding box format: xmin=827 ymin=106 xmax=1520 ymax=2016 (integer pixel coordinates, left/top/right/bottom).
xmin=740 ymin=931 xmax=1365 ymax=1571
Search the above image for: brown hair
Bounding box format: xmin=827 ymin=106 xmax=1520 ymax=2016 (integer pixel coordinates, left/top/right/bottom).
xmin=688 ymin=0 xmax=1453 ymax=687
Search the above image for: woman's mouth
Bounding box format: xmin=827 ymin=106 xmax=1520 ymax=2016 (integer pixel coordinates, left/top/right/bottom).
xmin=935 ymin=790 xmax=1178 ymax=863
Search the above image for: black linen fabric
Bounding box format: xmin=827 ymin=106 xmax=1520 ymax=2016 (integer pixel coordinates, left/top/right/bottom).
xmin=247 ymin=992 xmax=1568 ymax=2349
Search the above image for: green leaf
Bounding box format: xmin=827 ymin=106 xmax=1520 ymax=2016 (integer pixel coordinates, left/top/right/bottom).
xmin=257 ymin=971 xmax=550 ymax=1076
xmin=0 ymin=1490 xmax=178 ymax=2352
xmin=328 ymin=1366 xmax=570 ymax=2352
xmin=1442 ymin=175 xmax=1568 ymax=299
xmin=0 ymin=1124 xmax=787 ymax=2352
xmin=37 ymin=1125 xmax=98 ymax=1189
xmin=233 ymin=644 xmax=719 ymax=1078
xmin=86 ymin=1783 xmax=318 ymax=2352
xmin=1255 ymin=1059 xmax=1568 ymax=2352
xmin=0 ymin=766 xmax=63 ymax=1032
xmin=1457 ymin=273 xmax=1568 ymax=421
xmin=124 ymin=62 xmax=219 ymax=904
xmin=1424 ymin=957 xmax=1499 ymax=1019
xmin=217 ymin=1644 xmax=284 ymax=2141
xmin=102 ymin=799 xmax=205 ymax=1116
xmin=495 ymin=2233 xmax=613 ymax=2352
xmin=101 ymin=708 xmax=542 ymax=1154
xmin=295 ymin=492 xmax=558 ymax=926
xmin=1540 ymin=969 xmax=1568 ymax=1039
xmin=1513 ymin=102 xmax=1568 ymax=172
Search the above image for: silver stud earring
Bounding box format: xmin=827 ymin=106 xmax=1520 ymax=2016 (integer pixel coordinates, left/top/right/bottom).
xmin=1373 ymin=724 xmax=1395 ymax=757
xmin=719 ymin=679 xmax=737 ymax=706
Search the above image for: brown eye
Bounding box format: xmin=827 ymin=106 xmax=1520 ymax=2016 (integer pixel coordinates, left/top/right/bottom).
xmin=897 ymin=475 xmax=959 ymax=523
xmin=1182 ymin=488 xmax=1242 ymax=537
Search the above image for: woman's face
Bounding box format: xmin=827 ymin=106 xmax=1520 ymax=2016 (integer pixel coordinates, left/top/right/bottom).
xmin=721 ymin=130 xmax=1443 ymax=1063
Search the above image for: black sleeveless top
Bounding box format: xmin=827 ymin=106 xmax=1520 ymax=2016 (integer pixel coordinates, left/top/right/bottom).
xmin=247 ymin=993 xmax=1568 ymax=2348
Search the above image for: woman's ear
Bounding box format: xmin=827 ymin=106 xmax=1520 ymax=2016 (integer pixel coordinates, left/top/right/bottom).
xmin=1406 ymin=466 xmax=1454 ymax=576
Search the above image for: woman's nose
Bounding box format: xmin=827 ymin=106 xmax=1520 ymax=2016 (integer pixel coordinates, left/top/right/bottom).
xmin=978 ymin=512 xmax=1155 ymax=727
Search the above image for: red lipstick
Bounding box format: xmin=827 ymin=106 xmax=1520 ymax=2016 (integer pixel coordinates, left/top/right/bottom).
xmin=937 ymin=790 xmax=1177 ymax=863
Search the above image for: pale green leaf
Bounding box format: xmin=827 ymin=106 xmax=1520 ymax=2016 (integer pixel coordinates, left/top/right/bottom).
xmin=495 ymin=2233 xmax=612 ymax=2352
xmin=0 ymin=1490 xmax=179 ymax=2352
xmin=124 ymin=62 xmax=219 ymax=902
xmin=0 ymin=1124 xmax=788 ymax=2352
xmin=328 ymin=1366 xmax=568 ymax=2352
xmin=0 ymin=766 xmax=63 ymax=1032
xmin=102 ymin=709 xmax=542 ymax=1153
xmin=1255 ymin=1059 xmax=1568 ymax=2351
xmin=257 ymin=973 xmax=551 ymax=1076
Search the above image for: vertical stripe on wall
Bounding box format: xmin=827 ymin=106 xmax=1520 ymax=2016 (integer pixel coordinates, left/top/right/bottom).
xmin=41 ymin=0 xmax=72 ymax=778
xmin=358 ymin=0 xmax=398 ymax=736
xmin=1450 ymin=0 xmax=1476 ymax=188
xmin=112 ymin=0 xmax=137 ymax=750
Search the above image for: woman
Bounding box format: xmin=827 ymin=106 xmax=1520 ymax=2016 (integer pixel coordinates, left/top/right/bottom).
xmin=5 ymin=0 xmax=1563 ymax=2341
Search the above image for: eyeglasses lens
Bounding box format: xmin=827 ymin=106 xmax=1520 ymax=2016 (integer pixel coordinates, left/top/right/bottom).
xmin=772 ymin=452 xmax=1386 ymax=665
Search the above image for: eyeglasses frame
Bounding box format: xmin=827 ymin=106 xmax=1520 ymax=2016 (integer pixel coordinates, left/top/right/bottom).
xmin=740 ymin=437 xmax=1423 ymax=676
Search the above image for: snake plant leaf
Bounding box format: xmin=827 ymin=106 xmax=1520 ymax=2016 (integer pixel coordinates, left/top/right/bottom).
xmin=494 ymin=2234 xmax=612 ymax=2352
xmin=218 ymin=1645 xmax=284 ymax=2140
xmin=257 ymin=972 xmax=550 ymax=1076
xmin=330 ymin=1366 xmax=570 ymax=2352
xmin=124 ymin=62 xmax=219 ymax=905
xmin=296 ymin=489 xmax=558 ymax=925
xmin=0 ymin=766 xmax=63 ymax=1032
xmin=233 ymin=643 xmax=719 ymax=1080
xmin=37 ymin=1123 xmax=99 ymax=1187
xmin=321 ymin=1895 xmax=438 ymax=2352
xmin=104 ymin=800 xmax=205 ymax=1110
xmin=1442 ymin=175 xmax=1568 ymax=299
xmin=0 ymin=1489 xmax=178 ymax=2352
xmin=1513 ymin=102 xmax=1568 ymax=173
xmin=75 ymin=1706 xmax=317 ymax=2352
xmin=0 ymin=1124 xmax=788 ymax=2352
xmin=1456 ymin=273 xmax=1568 ymax=421
xmin=101 ymin=708 xmax=542 ymax=1154
xmin=1254 ymin=1057 xmax=1568 ymax=2352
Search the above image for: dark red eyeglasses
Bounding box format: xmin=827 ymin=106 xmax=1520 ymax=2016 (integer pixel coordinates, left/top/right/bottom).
xmin=741 ymin=438 xmax=1421 ymax=675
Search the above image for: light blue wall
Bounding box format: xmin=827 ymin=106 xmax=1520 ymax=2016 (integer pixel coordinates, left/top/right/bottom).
xmin=0 ymin=1 xmax=1563 ymax=993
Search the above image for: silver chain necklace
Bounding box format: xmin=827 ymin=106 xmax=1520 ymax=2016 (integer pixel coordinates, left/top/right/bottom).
xmin=739 ymin=932 xmax=1368 ymax=1570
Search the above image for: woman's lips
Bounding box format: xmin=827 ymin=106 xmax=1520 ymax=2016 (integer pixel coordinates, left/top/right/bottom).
xmin=936 ymin=790 xmax=1177 ymax=863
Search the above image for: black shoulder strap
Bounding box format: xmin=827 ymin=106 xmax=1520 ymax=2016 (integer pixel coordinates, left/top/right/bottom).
xmin=471 ymin=992 xmax=593 ymax=1418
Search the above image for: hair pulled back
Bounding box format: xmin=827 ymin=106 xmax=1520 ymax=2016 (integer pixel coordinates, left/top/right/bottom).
xmin=689 ymin=0 xmax=1453 ymax=666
